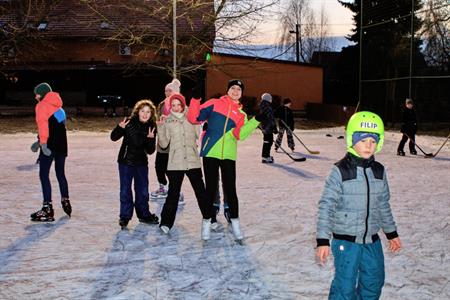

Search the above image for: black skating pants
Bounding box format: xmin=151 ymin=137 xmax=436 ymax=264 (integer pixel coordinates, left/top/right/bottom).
xmin=276 ymin=126 xmax=295 ymax=150
xmin=398 ymin=133 xmax=416 ymax=153
xmin=154 ymin=151 xmax=169 ymax=185
xmin=160 ymin=168 xmax=209 ymax=228
xmin=262 ymin=133 xmax=274 ymax=158
xmin=203 ymin=157 xmax=239 ymax=219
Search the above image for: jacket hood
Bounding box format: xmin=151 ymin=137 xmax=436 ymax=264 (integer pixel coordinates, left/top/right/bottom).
xmin=41 ymin=92 xmax=63 ymax=108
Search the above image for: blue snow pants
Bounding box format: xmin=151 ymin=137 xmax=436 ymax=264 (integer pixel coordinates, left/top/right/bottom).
xmin=329 ymin=239 xmax=385 ymax=300
xmin=118 ymin=163 xmax=152 ymax=220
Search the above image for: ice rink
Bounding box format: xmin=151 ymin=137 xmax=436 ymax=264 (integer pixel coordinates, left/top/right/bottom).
xmin=0 ymin=128 xmax=449 ymax=299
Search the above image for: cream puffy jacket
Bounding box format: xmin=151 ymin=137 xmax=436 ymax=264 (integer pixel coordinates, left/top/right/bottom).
xmin=157 ymin=111 xmax=201 ymax=171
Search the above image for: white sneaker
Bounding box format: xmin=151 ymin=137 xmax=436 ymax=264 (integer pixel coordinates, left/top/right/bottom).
xmin=201 ymin=218 xmax=211 ymax=240
xmin=230 ymin=218 xmax=243 ymax=240
xmin=160 ymin=225 xmax=170 ymax=234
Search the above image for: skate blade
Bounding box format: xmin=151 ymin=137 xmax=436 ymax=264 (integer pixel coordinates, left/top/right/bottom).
xmin=31 ymin=218 xmax=55 ymax=222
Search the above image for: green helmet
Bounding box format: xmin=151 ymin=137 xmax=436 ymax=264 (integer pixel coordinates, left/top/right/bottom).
xmin=346 ymin=111 xmax=384 ymax=156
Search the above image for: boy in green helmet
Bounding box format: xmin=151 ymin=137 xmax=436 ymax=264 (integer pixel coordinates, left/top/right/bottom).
xmin=316 ymin=111 xmax=402 ymax=299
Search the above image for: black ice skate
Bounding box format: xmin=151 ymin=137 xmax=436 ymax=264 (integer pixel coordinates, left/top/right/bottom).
xmin=61 ymin=198 xmax=72 ymax=217
xmin=30 ymin=203 xmax=55 ymax=222
xmin=410 ymin=150 xmax=417 ymax=155
xmin=397 ymin=150 xmax=405 ymax=156
xmin=119 ymin=218 xmax=129 ymax=229
xmin=139 ymin=213 xmax=159 ymax=225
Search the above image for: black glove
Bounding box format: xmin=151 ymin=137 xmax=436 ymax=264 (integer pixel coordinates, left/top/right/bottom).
xmin=255 ymin=113 xmax=266 ymax=122
xmin=192 ymin=86 xmax=201 ymax=99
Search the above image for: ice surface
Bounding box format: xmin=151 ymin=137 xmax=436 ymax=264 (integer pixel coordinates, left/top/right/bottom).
xmin=0 ymin=128 xmax=449 ymax=299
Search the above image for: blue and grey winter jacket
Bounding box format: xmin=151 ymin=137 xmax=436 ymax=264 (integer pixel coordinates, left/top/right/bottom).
xmin=316 ymin=153 xmax=398 ymax=246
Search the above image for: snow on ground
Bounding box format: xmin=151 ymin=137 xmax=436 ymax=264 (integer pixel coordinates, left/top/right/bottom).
xmin=0 ymin=128 xmax=449 ymax=299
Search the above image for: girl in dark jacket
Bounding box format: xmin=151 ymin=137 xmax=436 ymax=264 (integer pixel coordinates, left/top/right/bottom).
xmin=111 ymin=99 xmax=159 ymax=229
xmin=397 ymin=98 xmax=418 ymax=156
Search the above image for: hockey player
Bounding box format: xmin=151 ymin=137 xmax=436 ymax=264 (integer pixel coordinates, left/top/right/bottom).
xmin=30 ymin=82 xmax=71 ymax=222
xmin=316 ymin=111 xmax=402 ymax=299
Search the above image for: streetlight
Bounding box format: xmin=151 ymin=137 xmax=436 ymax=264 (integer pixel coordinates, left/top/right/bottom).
xmin=289 ymin=24 xmax=300 ymax=63
xmin=172 ymin=0 xmax=177 ymax=79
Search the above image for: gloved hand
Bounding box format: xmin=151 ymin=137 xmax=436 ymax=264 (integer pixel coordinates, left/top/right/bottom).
xmin=255 ymin=113 xmax=266 ymax=122
xmin=30 ymin=141 xmax=40 ymax=153
xmin=41 ymin=144 xmax=52 ymax=156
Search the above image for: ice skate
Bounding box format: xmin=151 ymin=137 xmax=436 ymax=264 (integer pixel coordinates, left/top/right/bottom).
xmin=139 ymin=213 xmax=159 ymax=224
xmin=160 ymin=225 xmax=170 ymax=234
xmin=261 ymin=156 xmax=274 ymax=164
xmin=178 ymin=192 xmax=185 ymax=205
xmin=30 ymin=203 xmax=55 ymax=222
xmin=61 ymin=197 xmax=72 ymax=217
xmin=397 ymin=150 xmax=405 ymax=156
xmin=201 ymin=218 xmax=211 ymax=241
xmin=410 ymin=150 xmax=417 ymax=155
xmin=223 ymin=207 xmax=231 ymax=223
xmin=119 ymin=218 xmax=129 ymax=229
xmin=150 ymin=184 xmax=168 ymax=199
xmin=230 ymin=218 xmax=243 ymax=241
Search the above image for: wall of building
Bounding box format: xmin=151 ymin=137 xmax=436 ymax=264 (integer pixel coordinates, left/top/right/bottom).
xmin=206 ymin=54 xmax=323 ymax=110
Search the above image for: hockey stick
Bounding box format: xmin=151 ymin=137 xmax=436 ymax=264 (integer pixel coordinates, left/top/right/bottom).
xmin=259 ymin=127 xmax=306 ymax=162
xmin=428 ymin=133 xmax=450 ymax=158
xmin=275 ymin=142 xmax=306 ymax=162
xmin=403 ymin=133 xmax=433 ymax=157
xmin=279 ymin=120 xmax=320 ymax=154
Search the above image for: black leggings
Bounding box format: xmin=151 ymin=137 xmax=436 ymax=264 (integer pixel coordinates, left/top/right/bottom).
xmin=203 ymin=157 xmax=239 ymax=219
xmin=160 ymin=168 xmax=209 ymax=228
xmin=154 ymin=151 xmax=169 ymax=185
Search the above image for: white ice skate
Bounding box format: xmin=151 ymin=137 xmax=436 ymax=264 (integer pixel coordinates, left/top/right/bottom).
xmin=201 ymin=218 xmax=211 ymax=241
xmin=160 ymin=225 xmax=170 ymax=235
xmin=230 ymin=218 xmax=243 ymax=241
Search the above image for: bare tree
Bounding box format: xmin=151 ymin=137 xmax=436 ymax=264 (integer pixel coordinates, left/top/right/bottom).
xmin=419 ymin=0 xmax=449 ymax=70
xmin=278 ymin=0 xmax=334 ymax=63
xmin=1 ymin=1 xmax=280 ymax=77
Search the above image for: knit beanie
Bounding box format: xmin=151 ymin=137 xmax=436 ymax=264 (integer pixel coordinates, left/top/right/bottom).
xmin=34 ymin=82 xmax=52 ymax=98
xmin=352 ymin=132 xmax=380 ymax=146
xmin=169 ymin=93 xmax=186 ymax=110
xmin=227 ymin=79 xmax=244 ymax=93
xmin=165 ymin=79 xmax=181 ymax=93
xmin=261 ymin=93 xmax=272 ymax=103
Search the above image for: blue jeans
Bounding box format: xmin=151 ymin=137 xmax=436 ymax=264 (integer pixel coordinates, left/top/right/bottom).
xmin=329 ymin=239 xmax=385 ymax=300
xmin=39 ymin=152 xmax=69 ymax=204
xmin=118 ymin=164 xmax=152 ymax=220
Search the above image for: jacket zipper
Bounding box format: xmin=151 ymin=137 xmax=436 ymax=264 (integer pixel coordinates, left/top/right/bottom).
xmin=203 ymin=137 xmax=210 ymax=151
xmin=123 ymin=145 xmax=128 ymax=159
xmin=221 ymin=105 xmax=231 ymax=159
xmin=363 ymin=168 xmax=370 ymax=244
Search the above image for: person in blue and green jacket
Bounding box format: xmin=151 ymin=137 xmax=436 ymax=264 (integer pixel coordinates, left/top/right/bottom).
xmin=187 ymin=79 xmax=264 ymax=241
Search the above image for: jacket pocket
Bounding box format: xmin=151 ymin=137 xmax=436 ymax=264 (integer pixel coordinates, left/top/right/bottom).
xmin=333 ymin=211 xmax=358 ymax=235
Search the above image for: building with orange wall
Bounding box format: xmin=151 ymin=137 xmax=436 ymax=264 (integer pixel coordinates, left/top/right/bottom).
xmin=206 ymin=53 xmax=323 ymax=110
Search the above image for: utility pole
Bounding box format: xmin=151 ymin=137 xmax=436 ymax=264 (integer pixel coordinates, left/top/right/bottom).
xmin=172 ymin=0 xmax=177 ymax=78
xmin=290 ymin=24 xmax=300 ymax=63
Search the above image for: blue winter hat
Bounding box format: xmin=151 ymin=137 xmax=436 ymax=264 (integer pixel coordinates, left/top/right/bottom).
xmin=352 ymin=132 xmax=380 ymax=146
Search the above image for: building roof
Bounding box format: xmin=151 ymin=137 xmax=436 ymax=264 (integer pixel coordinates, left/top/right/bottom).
xmin=0 ymin=0 xmax=215 ymax=40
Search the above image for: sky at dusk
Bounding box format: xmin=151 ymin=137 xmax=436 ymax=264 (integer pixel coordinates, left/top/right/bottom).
xmin=253 ymin=0 xmax=354 ymax=44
